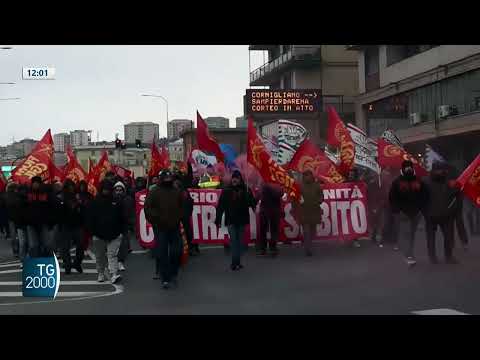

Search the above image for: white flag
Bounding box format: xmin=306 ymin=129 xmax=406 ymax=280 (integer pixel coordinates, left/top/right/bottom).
xmin=425 ymin=144 xmax=445 ymax=171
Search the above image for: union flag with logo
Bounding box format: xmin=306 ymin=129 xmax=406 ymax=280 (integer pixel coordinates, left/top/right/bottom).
xmin=377 ymin=138 xmax=428 ymax=177
xmin=326 ymin=106 xmax=355 ymax=175
xmin=456 ymin=154 xmax=480 ymax=207
xmin=64 ymin=146 xmax=87 ymax=184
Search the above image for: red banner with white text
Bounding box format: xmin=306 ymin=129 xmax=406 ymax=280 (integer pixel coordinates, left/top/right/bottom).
xmin=135 ymin=183 xmax=368 ymax=247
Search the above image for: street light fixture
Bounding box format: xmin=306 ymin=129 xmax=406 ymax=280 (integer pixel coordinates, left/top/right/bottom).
xmin=0 ymin=47 xmax=12 ymax=50
xmin=140 ymin=93 xmax=169 ymax=124
xmin=0 ymin=82 xmax=15 ymax=85
xmin=0 ymin=98 xmax=20 ymax=101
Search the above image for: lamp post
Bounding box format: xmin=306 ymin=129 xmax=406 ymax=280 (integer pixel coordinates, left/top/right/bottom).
xmin=140 ymin=93 xmax=169 ymax=138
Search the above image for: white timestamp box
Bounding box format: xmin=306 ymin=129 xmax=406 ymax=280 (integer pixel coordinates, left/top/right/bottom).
xmin=22 ymin=67 xmax=56 ymax=80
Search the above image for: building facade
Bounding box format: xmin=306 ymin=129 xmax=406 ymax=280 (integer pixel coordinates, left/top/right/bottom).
xmin=350 ymin=45 xmax=480 ymax=171
xmin=247 ymin=45 xmax=358 ymax=147
xmin=168 ymin=139 xmax=184 ymax=162
xmin=124 ymin=122 xmax=159 ymax=145
xmin=53 ymin=133 xmax=71 ymax=152
xmin=204 ymin=117 xmax=229 ymax=129
xmin=181 ymin=128 xmax=247 ymax=162
xmin=70 ymin=130 xmax=90 ymax=147
xmin=7 ymin=139 xmax=37 ymax=159
xmin=235 ymin=116 xmax=247 ymax=128
xmin=167 ymin=119 xmax=193 ymax=140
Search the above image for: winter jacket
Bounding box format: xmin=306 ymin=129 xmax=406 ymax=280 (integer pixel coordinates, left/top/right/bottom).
xmin=26 ymin=186 xmax=55 ymax=228
xmin=296 ymin=181 xmax=324 ymax=225
xmin=77 ymin=191 xmax=94 ymax=226
xmin=259 ymin=183 xmax=282 ymax=216
xmin=59 ymin=192 xmax=83 ymax=228
xmin=122 ymin=194 xmax=136 ymax=228
xmin=86 ymin=194 xmax=127 ymax=241
xmin=389 ymin=175 xmax=429 ymax=218
xmin=5 ymin=191 xmax=28 ymax=229
xmin=144 ymin=185 xmax=183 ymax=230
xmin=424 ymin=177 xmax=459 ymax=219
xmin=215 ymin=184 xmax=256 ymax=226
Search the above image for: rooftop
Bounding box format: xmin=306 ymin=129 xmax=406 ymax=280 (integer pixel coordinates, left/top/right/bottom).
xmin=124 ymin=122 xmax=159 ymax=126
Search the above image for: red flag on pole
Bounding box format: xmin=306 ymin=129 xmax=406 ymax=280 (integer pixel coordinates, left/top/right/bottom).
xmin=326 ymin=106 xmax=355 ymax=175
xmin=64 ymin=146 xmax=87 ymax=184
xmin=288 ymin=139 xmax=345 ymax=184
xmin=11 ymin=129 xmax=55 ymax=184
xmin=148 ymin=142 xmax=163 ymax=177
xmin=456 ymin=154 xmax=480 ymax=206
xmin=377 ymin=138 xmax=428 ymax=177
xmin=86 ymin=150 xmax=112 ymax=196
xmin=196 ymin=111 xmax=224 ymax=163
xmin=112 ymin=165 xmax=132 ymax=179
xmin=160 ymin=146 xmax=171 ymax=169
xmin=247 ymin=117 xmax=300 ymax=199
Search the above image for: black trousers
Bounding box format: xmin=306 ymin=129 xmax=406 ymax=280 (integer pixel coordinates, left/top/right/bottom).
xmin=390 ymin=212 xmax=421 ymax=258
xmin=60 ymin=226 xmax=83 ymax=269
xmin=182 ymin=217 xmax=194 ymax=251
xmin=153 ymin=227 xmax=182 ymax=283
xmin=426 ymin=217 xmax=454 ymax=260
xmin=258 ymin=210 xmax=280 ymax=251
xmin=454 ymin=210 xmax=469 ymax=246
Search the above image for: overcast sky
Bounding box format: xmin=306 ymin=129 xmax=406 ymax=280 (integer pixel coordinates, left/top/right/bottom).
xmin=0 ymin=45 xmax=265 ymax=146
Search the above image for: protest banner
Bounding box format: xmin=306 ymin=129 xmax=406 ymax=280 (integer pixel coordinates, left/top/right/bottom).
xmin=135 ymin=183 xmax=369 ymax=246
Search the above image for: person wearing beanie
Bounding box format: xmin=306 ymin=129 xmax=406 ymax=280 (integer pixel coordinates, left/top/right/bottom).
xmin=215 ymin=170 xmax=257 ymax=271
xmin=86 ymin=180 xmax=127 ymax=284
xmin=113 ymin=180 xmax=135 ymax=271
xmin=26 ymin=176 xmax=56 ymax=257
xmin=424 ymin=161 xmax=460 ymax=264
xmin=293 ymin=170 xmax=324 ymax=257
xmin=144 ymin=170 xmax=184 ymax=289
xmin=388 ymin=159 xmax=429 ymax=266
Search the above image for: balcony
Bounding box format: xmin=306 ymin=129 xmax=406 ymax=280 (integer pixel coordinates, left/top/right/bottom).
xmin=249 ymin=46 xmax=321 ymax=86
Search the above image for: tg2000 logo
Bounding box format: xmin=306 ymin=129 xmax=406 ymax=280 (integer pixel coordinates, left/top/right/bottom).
xmin=22 ymin=255 xmax=60 ymax=299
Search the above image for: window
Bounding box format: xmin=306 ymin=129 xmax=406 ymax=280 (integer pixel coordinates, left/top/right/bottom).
xmin=364 ymin=46 xmax=379 ymax=76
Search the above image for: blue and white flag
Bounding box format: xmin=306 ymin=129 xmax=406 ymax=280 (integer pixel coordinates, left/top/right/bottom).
xmin=425 ymin=144 xmax=446 ymax=171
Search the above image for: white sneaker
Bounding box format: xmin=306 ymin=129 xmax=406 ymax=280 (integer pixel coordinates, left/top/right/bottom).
xmin=393 ymin=245 xmax=400 ymax=251
xmin=111 ymin=274 xmax=122 ymax=284
xmin=97 ymin=273 xmax=105 ymax=283
xmin=119 ymin=262 xmax=126 ymax=272
xmin=353 ymin=241 xmax=361 ymax=248
xmin=406 ymin=257 xmax=417 ymax=267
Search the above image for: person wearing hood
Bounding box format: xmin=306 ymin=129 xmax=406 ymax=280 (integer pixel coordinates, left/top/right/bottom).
xmin=58 ymin=179 xmax=84 ymax=274
xmin=144 ymin=170 xmax=184 ymax=289
xmin=215 ymin=170 xmax=257 ymax=270
xmin=86 ymin=180 xmax=127 ymax=283
xmin=26 ymin=176 xmax=56 ymax=257
xmin=114 ymin=181 xmax=135 ymax=271
xmin=388 ymin=160 xmax=429 ymax=266
xmin=424 ymin=162 xmax=459 ymax=264
xmin=293 ymin=170 xmax=324 ymax=256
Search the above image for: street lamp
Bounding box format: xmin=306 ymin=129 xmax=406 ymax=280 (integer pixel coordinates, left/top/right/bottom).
xmin=0 ymin=98 xmax=20 ymax=101
xmin=140 ymin=93 xmax=169 ymax=126
xmin=0 ymin=47 xmax=12 ymax=50
xmin=0 ymin=82 xmax=15 ymax=85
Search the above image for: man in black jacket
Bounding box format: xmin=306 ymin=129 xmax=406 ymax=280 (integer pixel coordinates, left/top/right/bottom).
xmin=59 ymin=180 xmax=84 ymax=275
xmin=144 ymin=170 xmax=184 ymax=289
xmin=87 ymin=180 xmax=127 ymax=283
xmin=388 ymin=160 xmax=429 ymax=266
xmin=424 ymin=162 xmax=459 ymax=264
xmin=26 ymin=176 xmax=57 ymax=258
xmin=215 ymin=170 xmax=257 ymax=271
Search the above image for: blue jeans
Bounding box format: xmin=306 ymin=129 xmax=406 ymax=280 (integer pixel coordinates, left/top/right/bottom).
xmin=27 ymin=225 xmax=56 ymax=258
xmin=153 ymin=227 xmax=182 ymax=283
xmin=228 ymin=225 xmax=245 ymax=267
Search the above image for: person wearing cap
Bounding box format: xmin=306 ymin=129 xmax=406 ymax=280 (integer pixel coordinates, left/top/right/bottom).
xmin=58 ymin=179 xmax=84 ymax=274
xmin=293 ymin=170 xmax=324 ymax=257
xmin=26 ymin=176 xmax=56 ymax=257
xmin=215 ymin=170 xmax=257 ymax=271
xmin=113 ymin=180 xmax=135 ymax=271
xmin=144 ymin=169 xmax=184 ymax=289
xmin=388 ymin=160 xmax=429 ymax=266
xmin=424 ymin=161 xmax=460 ymax=264
xmin=86 ymin=180 xmax=127 ymax=284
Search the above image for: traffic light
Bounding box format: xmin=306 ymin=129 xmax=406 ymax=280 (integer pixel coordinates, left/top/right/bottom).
xmin=135 ymin=139 xmax=141 ymax=148
xmin=115 ymin=139 xmax=121 ymax=149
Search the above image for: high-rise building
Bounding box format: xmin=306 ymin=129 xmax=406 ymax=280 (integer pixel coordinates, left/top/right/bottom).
xmin=167 ymin=119 xmax=193 ymax=140
xmin=53 ymin=133 xmax=71 ymax=152
xmin=349 ymin=45 xmax=480 ymax=171
xmin=124 ymin=122 xmax=159 ymax=145
xmin=235 ymin=116 xmax=247 ymax=128
xmin=7 ymin=139 xmax=38 ymax=158
xmin=247 ymin=45 xmax=358 ymax=146
xmin=70 ymin=130 xmax=90 ymax=147
xmin=204 ymin=117 xmax=229 ymax=128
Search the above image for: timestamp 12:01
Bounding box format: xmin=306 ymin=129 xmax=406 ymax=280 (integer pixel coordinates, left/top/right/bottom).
xmin=27 ymin=69 xmax=48 ymax=77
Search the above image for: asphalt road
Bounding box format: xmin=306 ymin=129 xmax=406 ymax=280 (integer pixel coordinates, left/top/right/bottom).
xmin=0 ymin=223 xmax=479 ymax=315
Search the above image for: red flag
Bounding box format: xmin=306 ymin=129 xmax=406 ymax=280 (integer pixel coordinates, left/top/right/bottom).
xmin=160 ymin=146 xmax=171 ymax=169
xmin=326 ymin=107 xmax=355 ymax=175
xmin=377 ymin=138 xmax=428 ymax=177
xmin=64 ymin=146 xmax=87 ymax=184
xmin=88 ymin=158 xmax=95 ymax=174
xmin=196 ymin=111 xmax=224 ymax=163
xmin=112 ymin=165 xmax=132 ymax=179
xmin=148 ymin=142 xmax=163 ymax=177
xmin=180 ymin=222 xmax=189 ymax=266
xmin=11 ymin=129 xmax=55 ymax=184
xmin=48 ymin=159 xmax=65 ymax=184
xmin=247 ymin=117 xmax=300 ymax=199
xmin=456 ymin=154 xmax=480 ymax=206
xmin=86 ymin=151 xmax=112 ymax=196
xmin=288 ymin=139 xmax=345 ymax=184
xmin=0 ymin=171 xmax=7 ymax=192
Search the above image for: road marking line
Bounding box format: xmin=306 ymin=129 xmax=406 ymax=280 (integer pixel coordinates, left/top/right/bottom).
xmin=0 ymin=260 xmax=21 ymax=266
xmin=0 ymin=262 xmax=21 ymax=268
xmin=0 ymin=281 xmax=113 ymax=286
xmin=412 ymin=308 xmax=470 ymax=315
xmin=131 ymin=250 xmax=149 ymax=254
xmin=0 ymin=291 xmax=110 ymax=297
xmin=0 ymin=268 xmax=98 ymax=275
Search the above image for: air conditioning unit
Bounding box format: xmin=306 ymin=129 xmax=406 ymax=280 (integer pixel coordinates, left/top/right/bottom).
xmin=409 ymin=113 xmax=422 ymax=125
xmin=438 ymin=105 xmax=452 ymax=119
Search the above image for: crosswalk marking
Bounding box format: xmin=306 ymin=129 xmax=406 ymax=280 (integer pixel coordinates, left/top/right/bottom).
xmin=412 ymin=308 xmax=470 ymax=315
xmin=0 ymin=281 xmax=109 ymax=286
xmin=0 ymin=268 xmax=98 ymax=275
